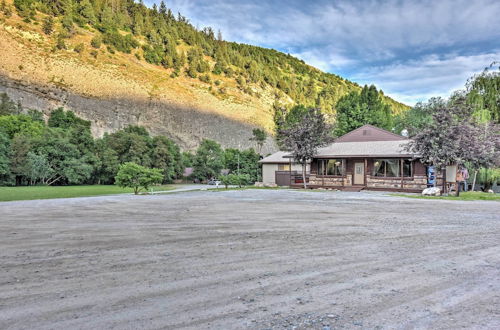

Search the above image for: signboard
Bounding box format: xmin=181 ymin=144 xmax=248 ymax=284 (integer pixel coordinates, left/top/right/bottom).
xmin=446 ymin=165 xmax=457 ymax=183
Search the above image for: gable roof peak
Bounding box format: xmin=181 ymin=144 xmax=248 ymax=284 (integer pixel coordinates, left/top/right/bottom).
xmin=335 ymin=124 xmax=406 ymax=143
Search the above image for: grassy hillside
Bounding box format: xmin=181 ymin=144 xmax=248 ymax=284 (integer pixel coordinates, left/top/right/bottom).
xmin=0 ymin=0 xmax=408 ymax=146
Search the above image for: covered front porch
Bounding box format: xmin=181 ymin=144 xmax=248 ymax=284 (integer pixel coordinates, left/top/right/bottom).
xmin=291 ymin=157 xmax=430 ymax=192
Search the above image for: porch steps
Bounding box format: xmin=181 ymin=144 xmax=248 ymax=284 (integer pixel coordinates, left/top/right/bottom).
xmin=342 ymin=186 xmax=365 ymax=192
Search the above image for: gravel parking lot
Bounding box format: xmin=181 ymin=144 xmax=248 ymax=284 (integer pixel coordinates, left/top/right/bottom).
xmin=0 ymin=189 xmax=499 ymax=329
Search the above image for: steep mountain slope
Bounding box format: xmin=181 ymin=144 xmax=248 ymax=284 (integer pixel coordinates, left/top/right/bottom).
xmin=0 ymin=0 xmax=408 ymax=151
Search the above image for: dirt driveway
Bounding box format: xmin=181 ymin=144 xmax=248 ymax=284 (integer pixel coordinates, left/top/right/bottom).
xmin=0 ymin=190 xmax=499 ymax=329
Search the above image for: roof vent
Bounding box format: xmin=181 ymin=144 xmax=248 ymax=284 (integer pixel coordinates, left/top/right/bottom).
xmin=363 ymin=130 xmax=371 ymax=136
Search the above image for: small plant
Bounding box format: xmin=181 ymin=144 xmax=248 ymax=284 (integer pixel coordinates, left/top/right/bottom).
xmin=73 ymin=43 xmax=84 ymax=54
xmin=90 ymin=35 xmax=102 ymax=49
xmin=89 ymin=50 xmax=98 ymax=58
xmin=134 ymin=52 xmax=141 ymax=60
xmin=214 ymin=80 xmax=221 ymax=86
xmin=55 ymin=35 xmax=66 ymax=50
xmin=199 ymin=74 xmax=211 ymax=84
xmin=107 ymin=45 xmax=115 ymax=54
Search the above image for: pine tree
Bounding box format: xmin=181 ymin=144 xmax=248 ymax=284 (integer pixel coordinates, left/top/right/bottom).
xmin=42 ymin=16 xmax=54 ymax=35
xmin=79 ymin=0 xmax=96 ymax=25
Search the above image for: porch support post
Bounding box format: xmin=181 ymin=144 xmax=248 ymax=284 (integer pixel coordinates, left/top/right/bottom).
xmin=289 ymin=157 xmax=292 ymax=186
xmin=364 ymin=158 xmax=367 ymax=186
xmin=400 ymin=158 xmax=404 ymax=190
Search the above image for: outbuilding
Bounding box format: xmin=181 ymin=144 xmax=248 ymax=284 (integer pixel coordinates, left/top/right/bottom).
xmin=259 ymin=151 xmax=309 ymax=186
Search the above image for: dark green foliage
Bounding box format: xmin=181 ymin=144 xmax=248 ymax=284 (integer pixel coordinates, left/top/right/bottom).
xmin=220 ymin=173 xmax=251 ymax=188
xmin=192 ymin=139 xmax=224 ymax=181
xmin=102 ymin=32 xmax=138 ymax=54
xmin=334 ymin=85 xmax=393 ymax=136
xmin=0 ymin=131 xmax=12 ymax=185
xmin=0 ymin=95 xmax=190 ymax=186
xmin=223 ymin=148 xmax=261 ymax=183
xmin=394 ymin=97 xmax=444 ymax=136
xmin=250 ymin=128 xmax=266 ymax=154
xmin=42 ymin=16 xmax=54 ymax=35
xmin=48 ymin=107 xmax=90 ymax=129
xmin=151 ymin=135 xmax=183 ymax=183
xmin=78 ymin=0 xmax=95 ymax=25
xmin=0 ymin=93 xmax=18 ymax=115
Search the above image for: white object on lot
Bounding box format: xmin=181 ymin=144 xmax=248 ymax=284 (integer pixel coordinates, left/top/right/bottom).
xmin=422 ymin=187 xmax=441 ymax=196
xmin=487 ymin=189 xmax=494 ymax=194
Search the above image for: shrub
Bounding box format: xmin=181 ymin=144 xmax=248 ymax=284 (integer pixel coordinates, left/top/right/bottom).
xmin=90 ymin=36 xmax=102 ymax=49
xmin=220 ymin=173 xmax=251 ymax=188
xmin=55 ymin=35 xmax=66 ymax=50
xmin=199 ymin=74 xmax=211 ymax=84
xmin=73 ymin=43 xmax=84 ymax=53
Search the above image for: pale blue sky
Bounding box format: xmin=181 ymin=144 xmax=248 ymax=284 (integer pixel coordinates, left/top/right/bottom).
xmin=148 ymin=0 xmax=500 ymax=105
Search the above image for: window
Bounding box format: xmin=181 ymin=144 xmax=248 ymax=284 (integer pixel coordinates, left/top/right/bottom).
xmin=318 ymin=159 xmax=344 ymax=176
xmin=372 ymin=159 xmax=400 ymax=177
xmin=278 ymin=164 xmax=290 ymax=171
xmin=403 ymin=159 xmax=412 ymax=177
xmin=372 ymin=159 xmax=413 ymax=177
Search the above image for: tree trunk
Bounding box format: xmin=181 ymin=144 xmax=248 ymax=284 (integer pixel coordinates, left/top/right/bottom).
xmin=302 ymin=163 xmax=307 ymax=189
xmin=471 ymin=170 xmax=478 ymax=191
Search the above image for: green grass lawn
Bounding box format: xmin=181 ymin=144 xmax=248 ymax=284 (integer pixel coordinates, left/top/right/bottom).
xmin=0 ymin=185 xmax=175 ymax=202
xmin=392 ymin=191 xmax=500 ymax=201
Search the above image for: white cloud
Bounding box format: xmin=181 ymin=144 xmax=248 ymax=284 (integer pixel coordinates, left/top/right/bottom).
xmin=353 ymin=52 xmax=500 ymax=105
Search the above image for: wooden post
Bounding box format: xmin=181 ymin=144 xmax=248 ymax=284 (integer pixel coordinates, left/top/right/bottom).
xmin=289 ymin=157 xmax=292 ymax=187
xmin=400 ymin=159 xmax=404 ymax=190
xmin=364 ymin=158 xmax=367 ymax=186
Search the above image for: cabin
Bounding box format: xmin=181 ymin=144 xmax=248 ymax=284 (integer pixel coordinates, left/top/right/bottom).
xmin=263 ymin=125 xmax=439 ymax=192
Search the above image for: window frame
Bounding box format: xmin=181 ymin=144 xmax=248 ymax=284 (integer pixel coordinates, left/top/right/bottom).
xmin=372 ymin=159 xmax=414 ymax=178
xmin=317 ymin=159 xmax=345 ymax=177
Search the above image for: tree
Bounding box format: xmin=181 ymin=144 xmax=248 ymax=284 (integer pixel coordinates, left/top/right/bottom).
xmin=151 ymin=135 xmax=182 ymax=183
xmin=406 ymin=97 xmax=499 ymax=190
xmin=394 ymin=97 xmax=445 ymax=136
xmin=25 ymin=152 xmax=52 ymax=185
xmin=250 ymin=128 xmax=266 ymax=154
xmin=115 ymin=162 xmax=163 ymax=195
xmin=192 ymin=139 xmax=223 ymax=181
xmin=78 ymin=0 xmax=96 ymax=25
xmin=334 ymin=85 xmax=393 ymax=136
xmin=0 ymin=131 xmax=11 ymax=185
xmin=277 ymin=107 xmax=333 ymax=188
xmin=466 ymin=62 xmax=500 ymax=123
xmin=0 ymin=93 xmax=18 ymax=115
xmin=42 ymin=16 xmax=54 ymax=35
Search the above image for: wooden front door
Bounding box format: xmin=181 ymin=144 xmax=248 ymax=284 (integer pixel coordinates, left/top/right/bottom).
xmin=354 ymin=162 xmax=365 ymax=185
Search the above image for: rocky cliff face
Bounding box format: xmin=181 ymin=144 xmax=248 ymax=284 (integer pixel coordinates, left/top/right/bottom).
xmin=0 ymin=20 xmax=278 ymax=152
xmin=0 ymin=75 xmax=277 ymax=153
